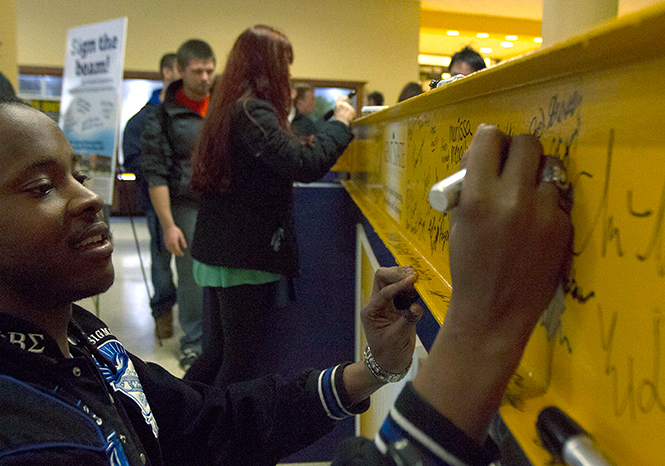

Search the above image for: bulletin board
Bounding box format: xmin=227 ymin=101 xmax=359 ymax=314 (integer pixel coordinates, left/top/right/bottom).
xmin=342 ymin=4 xmax=665 ymax=465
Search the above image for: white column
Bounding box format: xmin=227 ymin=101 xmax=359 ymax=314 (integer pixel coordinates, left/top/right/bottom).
xmin=542 ymin=0 xmax=618 ymax=45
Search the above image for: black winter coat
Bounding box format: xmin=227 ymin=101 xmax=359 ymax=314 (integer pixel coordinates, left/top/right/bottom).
xmin=0 ymin=306 xmax=367 ymax=466
xmin=140 ymin=80 xmax=202 ymax=203
xmin=191 ymin=98 xmax=354 ymax=277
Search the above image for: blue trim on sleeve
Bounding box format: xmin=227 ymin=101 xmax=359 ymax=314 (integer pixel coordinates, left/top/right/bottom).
xmin=375 ymin=383 xmax=499 ymax=466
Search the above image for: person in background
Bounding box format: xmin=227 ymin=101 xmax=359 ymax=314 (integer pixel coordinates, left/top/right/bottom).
xmin=0 ymin=90 xmax=573 ymax=465
xmin=188 ymin=25 xmax=356 ymax=388
xmin=122 ymin=53 xmax=179 ymax=340
xmin=141 ymin=39 xmax=216 ymax=371
xmin=0 ymin=71 xmax=14 ymax=97
xmin=290 ymin=83 xmax=317 ymax=136
xmin=449 ymin=46 xmax=487 ymax=76
xmin=0 ymin=38 xmax=16 ymax=98
xmin=397 ymin=81 xmax=424 ymax=102
xmin=367 ymin=91 xmax=384 ymax=106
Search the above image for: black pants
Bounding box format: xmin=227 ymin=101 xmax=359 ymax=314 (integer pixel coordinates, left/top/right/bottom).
xmin=185 ymin=281 xmax=295 ymax=387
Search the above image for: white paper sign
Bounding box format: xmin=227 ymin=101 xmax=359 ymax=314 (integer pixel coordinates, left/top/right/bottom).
xmin=59 ymin=17 xmax=128 ymax=205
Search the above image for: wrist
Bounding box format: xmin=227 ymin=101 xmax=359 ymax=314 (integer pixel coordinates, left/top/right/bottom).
xmin=343 ymin=360 xmax=385 ymax=405
xmin=363 ymin=345 xmax=412 ymax=384
xmin=413 ymin=326 xmax=524 ymax=443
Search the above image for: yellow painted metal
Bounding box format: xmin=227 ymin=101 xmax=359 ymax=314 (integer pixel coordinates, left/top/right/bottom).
xmin=343 ymin=4 xmax=665 ymax=465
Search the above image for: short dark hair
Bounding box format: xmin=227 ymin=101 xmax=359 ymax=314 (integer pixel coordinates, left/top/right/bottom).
xmin=367 ymin=91 xmax=384 ymax=106
xmin=449 ymin=47 xmax=486 ymax=74
xmin=398 ymin=82 xmax=423 ymax=103
xmin=0 ymin=87 xmax=23 ymax=105
xmin=176 ymin=39 xmax=215 ymax=71
xmin=293 ymin=85 xmax=313 ymax=104
xmin=159 ymin=53 xmax=177 ymax=79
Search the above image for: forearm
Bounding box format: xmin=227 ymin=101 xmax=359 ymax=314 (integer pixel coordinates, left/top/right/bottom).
xmin=148 ymin=185 xmax=176 ymax=230
xmin=342 ymin=360 xmax=385 ymax=406
xmin=412 ymin=302 xmax=528 ymax=444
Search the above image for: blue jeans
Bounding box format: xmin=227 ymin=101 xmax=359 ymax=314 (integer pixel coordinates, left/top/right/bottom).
xmin=171 ymin=200 xmax=203 ymax=355
xmin=146 ymin=206 xmax=177 ymax=319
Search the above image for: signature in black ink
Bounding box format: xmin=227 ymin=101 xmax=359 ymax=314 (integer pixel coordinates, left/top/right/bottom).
xmin=575 ymin=129 xmax=624 ymax=258
xmin=565 ymin=269 xmax=596 ymax=304
xmin=529 ymin=92 xmax=583 ymax=137
xmin=449 ymin=117 xmax=473 ymax=143
xmin=599 ymin=305 xmax=665 ymax=420
xmin=634 ymin=178 xmax=665 ymax=276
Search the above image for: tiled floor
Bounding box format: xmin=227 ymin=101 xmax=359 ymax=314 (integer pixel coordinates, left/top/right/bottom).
xmin=76 ymin=217 xmax=330 ymax=465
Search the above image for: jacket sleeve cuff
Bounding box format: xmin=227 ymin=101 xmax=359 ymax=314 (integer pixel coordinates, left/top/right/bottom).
xmin=309 ymin=363 xmax=370 ymax=420
xmin=374 ymin=382 xmax=500 ymax=466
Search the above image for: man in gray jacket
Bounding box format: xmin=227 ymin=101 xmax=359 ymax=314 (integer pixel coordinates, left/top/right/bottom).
xmin=141 ymin=39 xmax=215 ymax=370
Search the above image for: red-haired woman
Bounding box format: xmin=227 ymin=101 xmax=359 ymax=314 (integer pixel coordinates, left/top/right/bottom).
xmin=187 ymin=25 xmax=355 ymax=386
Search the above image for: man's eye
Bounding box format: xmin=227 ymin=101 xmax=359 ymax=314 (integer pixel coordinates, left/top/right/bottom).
xmin=74 ymin=172 xmax=89 ymax=185
xmin=26 ymin=180 xmax=54 ymax=197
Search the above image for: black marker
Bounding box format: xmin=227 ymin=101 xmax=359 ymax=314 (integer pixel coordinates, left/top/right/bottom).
xmin=537 ymin=406 xmax=613 ymax=466
xmin=323 ymin=90 xmax=356 ymax=121
xmin=393 ymin=289 xmax=419 ymax=311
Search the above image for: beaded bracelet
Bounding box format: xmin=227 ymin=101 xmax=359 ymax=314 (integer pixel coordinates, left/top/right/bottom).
xmin=363 ymin=345 xmax=412 ymax=384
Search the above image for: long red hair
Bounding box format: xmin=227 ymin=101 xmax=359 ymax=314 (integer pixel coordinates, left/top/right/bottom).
xmin=192 ymin=25 xmax=293 ymax=192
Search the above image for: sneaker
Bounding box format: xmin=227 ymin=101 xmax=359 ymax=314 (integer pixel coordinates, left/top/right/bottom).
xmin=154 ymin=308 xmax=173 ymax=339
xmin=179 ymin=349 xmax=200 ymax=372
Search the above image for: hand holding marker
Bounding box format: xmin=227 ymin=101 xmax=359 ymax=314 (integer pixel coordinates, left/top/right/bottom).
xmin=323 ymin=90 xmax=356 ymax=121
xmin=429 ymin=155 xmax=572 ymax=213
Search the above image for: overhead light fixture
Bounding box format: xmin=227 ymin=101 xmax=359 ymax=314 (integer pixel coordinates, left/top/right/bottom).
xmin=117 ymin=173 xmax=136 ymax=181
xmin=505 ymin=35 xmax=518 ymax=41
xmin=480 ymin=47 xmax=493 ymax=54
xmin=500 ymin=41 xmax=514 ymax=48
xmin=441 ymin=72 xmax=451 ymax=79
xmin=534 ymin=37 xmax=543 ymax=43
xmin=418 ymin=54 xmax=452 ymax=67
xmin=446 ymin=30 xmax=460 ymax=36
xmin=476 ymin=33 xmax=489 ymax=39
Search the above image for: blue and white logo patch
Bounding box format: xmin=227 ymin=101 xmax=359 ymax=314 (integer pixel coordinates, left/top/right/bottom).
xmin=97 ymin=339 xmax=159 ymax=438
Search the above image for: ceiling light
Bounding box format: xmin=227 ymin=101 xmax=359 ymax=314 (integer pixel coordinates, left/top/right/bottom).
xmin=418 ymin=54 xmax=452 ymax=67
xmin=476 ymin=33 xmax=489 ymax=39
xmin=446 ymin=30 xmax=460 ymax=36
xmin=500 ymin=41 xmax=514 ymax=48
xmin=505 ymin=35 xmax=518 ymax=41
xmin=441 ymin=72 xmax=451 ymax=79
xmin=534 ymin=37 xmax=543 ymax=43
xmin=480 ymin=47 xmax=493 ymax=54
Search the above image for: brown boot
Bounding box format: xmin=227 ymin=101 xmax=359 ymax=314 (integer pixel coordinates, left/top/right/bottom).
xmin=155 ymin=308 xmax=173 ymax=339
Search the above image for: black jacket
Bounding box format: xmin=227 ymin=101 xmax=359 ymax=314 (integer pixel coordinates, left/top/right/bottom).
xmin=0 ymin=306 xmax=499 ymax=466
xmin=0 ymin=306 xmax=368 ymax=466
xmin=191 ymin=98 xmax=354 ymax=277
xmin=122 ymin=90 xmax=160 ymax=209
xmin=140 ymin=80 xmax=202 ymax=203
xmin=290 ymin=109 xmax=317 ymax=137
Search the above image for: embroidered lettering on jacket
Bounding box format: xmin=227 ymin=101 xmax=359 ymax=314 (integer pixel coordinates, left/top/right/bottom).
xmin=271 ymin=227 xmax=285 ymax=252
xmin=86 ymin=327 xmax=113 ymax=346
xmin=0 ymin=332 xmax=45 ymax=353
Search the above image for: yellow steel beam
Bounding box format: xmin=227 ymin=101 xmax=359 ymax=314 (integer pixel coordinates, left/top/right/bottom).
xmin=343 ymin=3 xmax=665 ymax=464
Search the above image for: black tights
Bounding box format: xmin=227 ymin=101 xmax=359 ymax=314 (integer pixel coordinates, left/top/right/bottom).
xmin=185 ymin=282 xmax=291 ymax=387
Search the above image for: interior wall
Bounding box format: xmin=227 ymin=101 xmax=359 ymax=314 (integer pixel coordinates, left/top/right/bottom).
xmin=0 ymin=0 xmax=19 ymax=88
xmin=15 ymin=0 xmax=420 ymax=105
